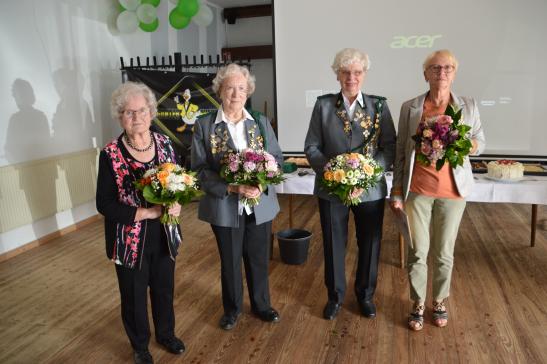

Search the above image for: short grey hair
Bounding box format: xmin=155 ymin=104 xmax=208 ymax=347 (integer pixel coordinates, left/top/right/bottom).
xmin=212 ymin=63 xmax=256 ymax=97
xmin=110 ymin=81 xmax=157 ymax=121
xmin=423 ymin=49 xmax=459 ymax=72
xmin=331 ymin=48 xmax=371 ymax=74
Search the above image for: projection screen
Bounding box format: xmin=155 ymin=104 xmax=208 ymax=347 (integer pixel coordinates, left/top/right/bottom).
xmin=273 ymin=0 xmax=547 ymax=157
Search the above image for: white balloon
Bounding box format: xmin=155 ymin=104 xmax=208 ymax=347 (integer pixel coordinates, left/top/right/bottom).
xmin=136 ymin=4 xmax=157 ymax=24
xmin=168 ymin=0 xmax=180 ymax=5
xmin=119 ymin=0 xmax=141 ymax=12
xmin=192 ymin=4 xmax=213 ymax=27
xmin=116 ymin=11 xmax=139 ymax=33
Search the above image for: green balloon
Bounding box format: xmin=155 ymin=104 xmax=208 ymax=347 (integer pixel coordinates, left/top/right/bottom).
xmin=118 ymin=3 xmax=126 ymax=12
xmin=141 ymin=0 xmax=161 ymax=6
xmin=139 ymin=18 xmax=159 ymax=32
xmin=177 ymin=0 xmax=199 ymax=18
xmin=169 ymin=8 xmax=191 ymax=29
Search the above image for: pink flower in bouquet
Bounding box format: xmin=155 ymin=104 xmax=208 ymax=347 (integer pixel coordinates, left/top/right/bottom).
xmin=265 ymin=160 xmax=278 ymax=172
xmin=321 ymin=153 xmax=383 ymax=206
xmin=437 ymin=115 xmax=453 ymax=126
xmin=423 ymin=128 xmax=433 ymax=139
xmin=220 ymin=148 xmax=285 ymax=208
xmin=346 ymin=157 xmax=360 ymax=169
xmin=421 ymin=142 xmax=432 ymax=155
xmin=229 ymin=161 xmax=239 ymax=172
xmin=243 ymin=161 xmax=257 ymax=172
xmin=432 ymin=139 xmax=443 ymax=150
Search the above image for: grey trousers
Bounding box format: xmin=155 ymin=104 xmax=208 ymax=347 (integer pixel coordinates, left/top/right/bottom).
xmin=405 ymin=192 xmax=466 ymax=303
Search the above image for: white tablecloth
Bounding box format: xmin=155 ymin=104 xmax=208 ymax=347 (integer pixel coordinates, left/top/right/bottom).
xmin=275 ymin=168 xmax=547 ymax=205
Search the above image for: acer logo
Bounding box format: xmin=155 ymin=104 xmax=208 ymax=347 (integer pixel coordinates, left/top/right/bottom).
xmin=390 ymin=35 xmax=442 ymax=49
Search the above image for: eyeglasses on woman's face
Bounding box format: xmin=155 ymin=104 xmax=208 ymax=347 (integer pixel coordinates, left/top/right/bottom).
xmin=427 ymin=64 xmax=455 ymax=74
xmin=121 ymin=107 xmax=149 ymax=119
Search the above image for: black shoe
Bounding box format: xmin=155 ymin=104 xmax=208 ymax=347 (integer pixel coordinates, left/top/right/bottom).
xmin=323 ymin=301 xmax=342 ymax=320
xmin=252 ymin=308 xmax=280 ymax=323
xmin=157 ymin=336 xmax=185 ymax=354
xmin=219 ymin=313 xmax=240 ymax=330
xmin=358 ymin=300 xmax=376 ymax=318
xmin=134 ymin=349 xmax=154 ymax=364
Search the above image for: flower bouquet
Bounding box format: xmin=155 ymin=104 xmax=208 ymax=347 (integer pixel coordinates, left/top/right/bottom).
xmin=412 ymin=104 xmax=472 ymax=170
xmin=134 ymin=162 xmax=202 ymax=225
xmin=321 ymin=153 xmax=383 ymax=206
xmin=220 ymin=148 xmax=284 ymax=207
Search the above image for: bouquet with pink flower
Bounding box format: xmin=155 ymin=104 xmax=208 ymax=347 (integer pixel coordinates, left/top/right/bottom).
xmin=220 ymin=148 xmax=284 ymax=207
xmin=412 ymin=104 xmax=472 ymax=170
xmin=321 ymin=153 xmax=383 ymax=206
xmin=134 ymin=162 xmax=202 ymax=225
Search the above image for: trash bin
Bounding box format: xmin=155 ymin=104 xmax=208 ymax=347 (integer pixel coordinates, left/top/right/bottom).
xmin=277 ymin=229 xmax=312 ymax=265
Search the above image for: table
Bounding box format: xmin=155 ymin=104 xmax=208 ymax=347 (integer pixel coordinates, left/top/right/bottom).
xmin=275 ymin=169 xmax=547 ymax=267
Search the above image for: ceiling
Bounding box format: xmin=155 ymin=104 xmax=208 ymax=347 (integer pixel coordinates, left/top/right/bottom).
xmin=207 ymin=0 xmax=271 ymax=8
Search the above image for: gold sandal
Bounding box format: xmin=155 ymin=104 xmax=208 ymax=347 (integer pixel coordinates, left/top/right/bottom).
xmin=433 ymin=300 xmax=448 ymax=328
xmin=408 ymin=303 xmax=425 ymax=331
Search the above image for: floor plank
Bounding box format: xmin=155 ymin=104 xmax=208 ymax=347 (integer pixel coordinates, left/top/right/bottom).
xmin=0 ymin=197 xmax=546 ymax=363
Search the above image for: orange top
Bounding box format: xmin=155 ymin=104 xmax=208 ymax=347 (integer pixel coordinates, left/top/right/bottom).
xmin=409 ymin=97 xmax=461 ymax=199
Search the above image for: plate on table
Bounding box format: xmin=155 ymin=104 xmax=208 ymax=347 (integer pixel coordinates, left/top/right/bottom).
xmin=484 ymin=175 xmax=524 ymax=183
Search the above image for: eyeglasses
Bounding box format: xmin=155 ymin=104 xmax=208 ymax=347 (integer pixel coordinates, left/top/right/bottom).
xmin=340 ymin=70 xmax=364 ymax=77
xmin=122 ymin=107 xmax=149 ymax=118
xmin=427 ymin=65 xmax=455 ymax=74
xmin=223 ymin=85 xmax=248 ymax=94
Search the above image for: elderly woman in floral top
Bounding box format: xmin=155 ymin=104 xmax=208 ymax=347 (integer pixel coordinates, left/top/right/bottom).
xmin=96 ymin=82 xmax=184 ymax=364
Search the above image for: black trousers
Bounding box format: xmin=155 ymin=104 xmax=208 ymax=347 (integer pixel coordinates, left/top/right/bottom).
xmin=318 ymin=197 xmax=385 ymax=303
xmin=115 ymin=221 xmax=176 ymax=351
xmin=211 ymin=213 xmax=272 ymax=316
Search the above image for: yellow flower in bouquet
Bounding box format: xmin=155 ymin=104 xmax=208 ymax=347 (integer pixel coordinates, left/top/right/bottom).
xmin=321 ymin=153 xmax=383 ymax=206
xmin=134 ymin=162 xmax=202 ymax=225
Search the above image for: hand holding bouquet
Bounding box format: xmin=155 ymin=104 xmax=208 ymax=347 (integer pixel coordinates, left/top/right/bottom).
xmin=220 ymin=148 xmax=284 ymax=207
xmin=412 ymin=104 xmax=472 ymax=170
xmin=134 ymin=162 xmax=202 ymax=225
xmin=321 ymin=153 xmax=383 ymax=206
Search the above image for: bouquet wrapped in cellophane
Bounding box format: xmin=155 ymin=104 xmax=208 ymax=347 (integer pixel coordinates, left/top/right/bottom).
xmin=220 ymin=148 xmax=284 ymax=207
xmin=412 ymin=104 xmax=472 ymax=170
xmin=321 ymin=153 xmax=383 ymax=206
xmin=134 ymin=162 xmax=202 ymax=225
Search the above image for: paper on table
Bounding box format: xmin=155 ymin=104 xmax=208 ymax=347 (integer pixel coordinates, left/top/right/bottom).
xmin=392 ymin=207 xmax=413 ymax=249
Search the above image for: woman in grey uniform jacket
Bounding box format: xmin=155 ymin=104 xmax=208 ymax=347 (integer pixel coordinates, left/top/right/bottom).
xmin=305 ymin=48 xmax=396 ymax=320
xmin=191 ymin=64 xmax=283 ymax=330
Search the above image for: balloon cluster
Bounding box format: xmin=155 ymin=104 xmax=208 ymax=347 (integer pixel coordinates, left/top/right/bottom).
xmin=116 ymin=0 xmax=214 ymax=33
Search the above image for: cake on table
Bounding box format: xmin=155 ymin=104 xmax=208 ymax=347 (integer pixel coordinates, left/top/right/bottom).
xmin=487 ymin=160 xmax=524 ymax=180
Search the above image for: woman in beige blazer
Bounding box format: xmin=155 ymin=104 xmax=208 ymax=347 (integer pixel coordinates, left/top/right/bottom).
xmin=390 ymin=50 xmax=485 ymax=331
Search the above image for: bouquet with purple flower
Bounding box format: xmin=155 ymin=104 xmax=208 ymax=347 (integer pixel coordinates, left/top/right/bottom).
xmin=220 ymin=148 xmax=285 ymax=207
xmin=412 ymin=104 xmax=472 ymax=170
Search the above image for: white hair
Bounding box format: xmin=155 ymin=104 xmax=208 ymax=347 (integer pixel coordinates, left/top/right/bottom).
xmin=212 ymin=63 xmax=256 ymax=97
xmin=110 ymin=81 xmax=157 ymax=121
xmin=331 ymin=48 xmax=371 ymax=74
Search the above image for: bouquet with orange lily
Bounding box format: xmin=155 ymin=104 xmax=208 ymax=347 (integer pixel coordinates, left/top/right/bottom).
xmin=134 ymin=162 xmax=202 ymax=225
xmin=321 ymin=153 xmax=383 ymax=206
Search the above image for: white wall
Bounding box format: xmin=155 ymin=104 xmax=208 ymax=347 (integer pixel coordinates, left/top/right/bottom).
xmin=224 ymin=16 xmax=274 ymax=120
xmin=0 ymin=0 xmax=224 ymax=255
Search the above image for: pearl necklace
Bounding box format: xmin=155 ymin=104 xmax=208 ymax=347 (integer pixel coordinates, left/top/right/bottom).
xmin=124 ymin=131 xmax=154 ymax=152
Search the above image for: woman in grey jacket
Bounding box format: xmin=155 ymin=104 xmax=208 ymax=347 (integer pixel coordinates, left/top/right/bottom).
xmin=390 ymin=50 xmax=486 ymax=331
xmin=191 ymin=64 xmax=283 ymax=331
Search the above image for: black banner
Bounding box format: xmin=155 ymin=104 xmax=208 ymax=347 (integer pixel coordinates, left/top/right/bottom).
xmin=125 ymin=69 xmax=220 ymax=166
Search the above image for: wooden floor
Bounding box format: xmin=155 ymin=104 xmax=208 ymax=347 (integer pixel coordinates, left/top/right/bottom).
xmin=1 ymin=196 xmax=546 ymax=364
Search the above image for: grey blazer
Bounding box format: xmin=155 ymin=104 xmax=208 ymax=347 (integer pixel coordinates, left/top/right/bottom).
xmin=391 ymin=92 xmax=486 ymax=200
xmin=304 ymin=92 xmax=397 ymax=202
xmin=191 ymin=111 xmax=283 ymax=227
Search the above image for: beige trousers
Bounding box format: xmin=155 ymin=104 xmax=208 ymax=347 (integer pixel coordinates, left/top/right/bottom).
xmin=405 ymin=192 xmax=466 ymax=303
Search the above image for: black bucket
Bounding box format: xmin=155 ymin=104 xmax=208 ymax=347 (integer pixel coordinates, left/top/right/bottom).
xmin=277 ymin=229 xmax=312 ymax=265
